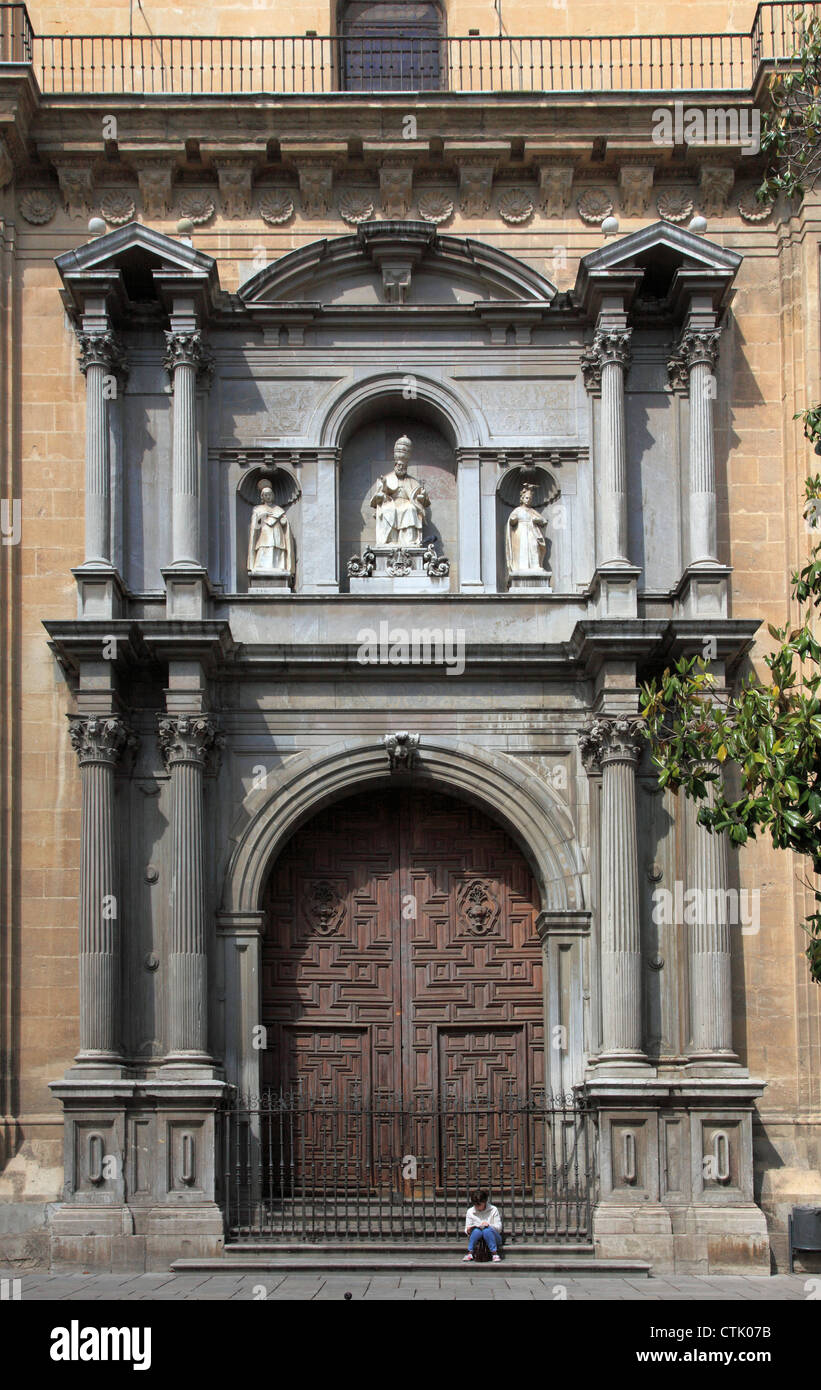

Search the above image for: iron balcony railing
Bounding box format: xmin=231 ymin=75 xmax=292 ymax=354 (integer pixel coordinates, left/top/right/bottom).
xmin=222 ymin=1087 xmax=597 ymax=1244
xmin=0 ymin=2 xmax=817 ymax=95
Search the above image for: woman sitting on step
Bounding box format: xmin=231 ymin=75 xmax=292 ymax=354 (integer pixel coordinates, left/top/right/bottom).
xmin=463 ymin=1190 xmax=503 ymax=1262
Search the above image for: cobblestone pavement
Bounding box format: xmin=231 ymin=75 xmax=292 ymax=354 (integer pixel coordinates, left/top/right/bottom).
xmin=0 ymin=1269 xmax=812 ymax=1300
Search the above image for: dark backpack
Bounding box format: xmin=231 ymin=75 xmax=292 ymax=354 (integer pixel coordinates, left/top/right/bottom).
xmin=472 ymin=1234 xmax=492 ymax=1262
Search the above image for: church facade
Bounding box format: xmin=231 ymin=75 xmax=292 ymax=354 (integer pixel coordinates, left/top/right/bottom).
xmin=1 ymin=0 xmax=820 ymax=1274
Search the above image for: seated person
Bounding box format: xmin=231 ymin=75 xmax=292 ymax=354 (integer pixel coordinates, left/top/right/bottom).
xmin=463 ymin=1188 xmax=503 ymax=1262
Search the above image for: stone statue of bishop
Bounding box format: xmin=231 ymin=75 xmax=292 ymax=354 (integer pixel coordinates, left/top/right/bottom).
xmin=369 ymin=435 xmax=430 ymax=548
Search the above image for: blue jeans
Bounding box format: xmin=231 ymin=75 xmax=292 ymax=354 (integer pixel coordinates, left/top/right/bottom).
xmin=469 ymin=1226 xmax=500 ymax=1254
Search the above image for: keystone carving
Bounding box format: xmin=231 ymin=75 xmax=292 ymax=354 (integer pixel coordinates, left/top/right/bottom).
xmin=384 ymin=731 xmax=420 ymax=772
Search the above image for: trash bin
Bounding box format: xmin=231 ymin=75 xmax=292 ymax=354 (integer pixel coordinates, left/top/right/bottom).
xmin=789 ymin=1206 xmax=821 ymax=1272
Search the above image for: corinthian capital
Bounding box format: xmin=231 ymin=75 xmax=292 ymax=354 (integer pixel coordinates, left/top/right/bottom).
xmin=157 ymin=714 xmax=223 ymax=769
xmin=76 ymin=330 xmax=129 ymax=380
xmin=579 ymin=715 xmax=644 ymax=772
xmin=69 ymin=715 xmax=136 ymax=766
xmin=667 ymin=326 xmax=722 ymax=390
xmin=580 ymin=327 xmax=632 ymax=393
xmin=163 ymin=329 xmax=215 ymax=381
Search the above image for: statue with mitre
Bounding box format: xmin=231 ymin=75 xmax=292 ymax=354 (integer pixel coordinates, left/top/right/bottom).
xmin=369 ymin=435 xmax=430 ymax=548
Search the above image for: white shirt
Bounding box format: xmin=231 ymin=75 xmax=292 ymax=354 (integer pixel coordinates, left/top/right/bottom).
xmin=465 ymin=1203 xmax=502 ymax=1235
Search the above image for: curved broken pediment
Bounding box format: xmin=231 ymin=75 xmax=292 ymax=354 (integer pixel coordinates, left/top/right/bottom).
xmin=238 ymin=221 xmax=557 ymax=308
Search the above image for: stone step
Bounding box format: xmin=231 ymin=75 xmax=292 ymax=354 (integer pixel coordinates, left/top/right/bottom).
xmin=171 ymin=1247 xmax=651 ymax=1276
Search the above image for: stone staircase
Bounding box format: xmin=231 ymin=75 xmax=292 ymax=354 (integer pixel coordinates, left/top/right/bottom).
xmin=171 ymin=1242 xmax=652 ymax=1275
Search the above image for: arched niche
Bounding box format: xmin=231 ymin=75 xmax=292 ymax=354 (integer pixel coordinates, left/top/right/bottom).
xmin=235 ymin=464 xmax=301 ymax=594
xmin=496 ymin=465 xmax=560 ymax=592
xmin=339 ymin=402 xmax=457 ymax=591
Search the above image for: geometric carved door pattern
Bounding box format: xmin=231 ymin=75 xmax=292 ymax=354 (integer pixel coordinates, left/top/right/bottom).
xmin=260 ymin=787 xmax=544 ymax=1107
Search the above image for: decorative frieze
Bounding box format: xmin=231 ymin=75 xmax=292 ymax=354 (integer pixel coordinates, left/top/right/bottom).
xmin=54 ymin=160 xmax=94 ymax=219
xmin=19 ymin=189 xmax=57 ymax=224
xmin=537 ymin=164 xmax=574 ymax=215
xmin=379 ymin=161 xmax=413 ymax=219
xmin=296 ymin=161 xmax=335 ymax=218
xmin=699 ymin=164 xmax=735 ymax=216
xmin=134 ymin=158 xmax=174 ymax=219
xmin=215 ymin=159 xmax=254 ymax=219
xmin=100 ymin=190 xmax=136 ymax=226
xmin=577 ymin=187 xmax=613 ymax=223
xmin=619 ymin=164 xmax=654 ymax=215
xmin=178 ymin=190 xmax=216 ymax=225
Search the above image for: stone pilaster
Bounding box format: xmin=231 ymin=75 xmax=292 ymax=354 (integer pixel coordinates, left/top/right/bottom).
xmin=163 ymin=330 xmax=213 ymax=568
xmin=580 ymin=715 xmax=646 ymax=1064
xmin=76 ymin=330 xmax=128 ymax=566
xmin=157 ymin=714 xmax=222 ymax=1064
xmin=68 ymin=715 xmax=135 ymax=1065
xmin=669 ymin=326 xmax=722 ymax=566
xmin=685 ymin=775 xmax=734 ymax=1059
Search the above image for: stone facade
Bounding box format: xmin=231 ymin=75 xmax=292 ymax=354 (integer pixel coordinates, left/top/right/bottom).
xmin=1 ymin=2 xmax=820 ymax=1274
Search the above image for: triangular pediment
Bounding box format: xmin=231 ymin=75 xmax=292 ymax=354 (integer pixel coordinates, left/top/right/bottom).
xmin=576 ymin=221 xmax=741 ymax=316
xmin=580 ymin=221 xmax=741 ymax=274
xmin=56 ymin=222 xmax=219 ymax=317
xmin=238 ymin=223 xmax=557 ymax=308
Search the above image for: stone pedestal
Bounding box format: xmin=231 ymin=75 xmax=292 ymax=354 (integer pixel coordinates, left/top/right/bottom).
xmin=588 ymin=1077 xmax=769 ymax=1274
xmin=248 ymin=571 xmax=293 ymax=593
xmin=507 ymin=569 xmax=552 ymax=593
xmin=348 ymin=543 xmax=450 ymax=594
xmin=49 ymin=1077 xmax=229 ymax=1271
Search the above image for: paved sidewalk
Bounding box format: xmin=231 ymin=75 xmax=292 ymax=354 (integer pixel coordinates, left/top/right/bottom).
xmin=0 ymin=1269 xmax=812 ymax=1300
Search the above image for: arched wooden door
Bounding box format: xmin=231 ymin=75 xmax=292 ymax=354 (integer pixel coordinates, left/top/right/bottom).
xmin=260 ymin=787 xmax=544 ymax=1106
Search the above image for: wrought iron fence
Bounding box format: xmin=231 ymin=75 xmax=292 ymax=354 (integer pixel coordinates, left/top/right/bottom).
xmin=0 ymin=3 xmax=814 ymax=96
xmin=0 ymin=3 xmax=32 ymax=64
xmin=222 ymin=1087 xmax=597 ymax=1243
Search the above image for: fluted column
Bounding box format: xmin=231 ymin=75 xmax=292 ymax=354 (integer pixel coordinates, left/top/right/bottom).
xmin=670 ymin=326 xmax=722 ymax=565
xmin=581 ymin=716 xmax=645 ymax=1062
xmin=163 ymin=330 xmax=212 ymax=567
xmin=158 ymin=714 xmax=222 ymax=1061
xmin=582 ymin=326 xmax=632 ymax=566
xmin=76 ymin=331 xmax=128 ymax=565
xmin=69 ymin=715 xmax=134 ymax=1062
xmin=685 ymin=775 xmax=734 ymax=1057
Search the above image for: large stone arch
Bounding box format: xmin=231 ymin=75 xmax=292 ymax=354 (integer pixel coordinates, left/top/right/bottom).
xmin=318 ymin=370 xmax=486 ymax=449
xmin=221 ymin=736 xmax=585 ymax=916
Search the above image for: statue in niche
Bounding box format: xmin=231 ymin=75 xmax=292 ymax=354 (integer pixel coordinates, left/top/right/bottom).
xmin=369 ymin=435 xmax=430 ymax=548
xmin=247 ymin=477 xmax=295 ymax=577
xmin=506 ymin=482 xmax=548 ymax=576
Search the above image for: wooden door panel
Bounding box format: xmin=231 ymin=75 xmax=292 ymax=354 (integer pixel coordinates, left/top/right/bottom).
xmin=261 ymin=792 xmax=401 ymax=1099
xmin=261 ymin=788 xmax=543 ymax=1106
